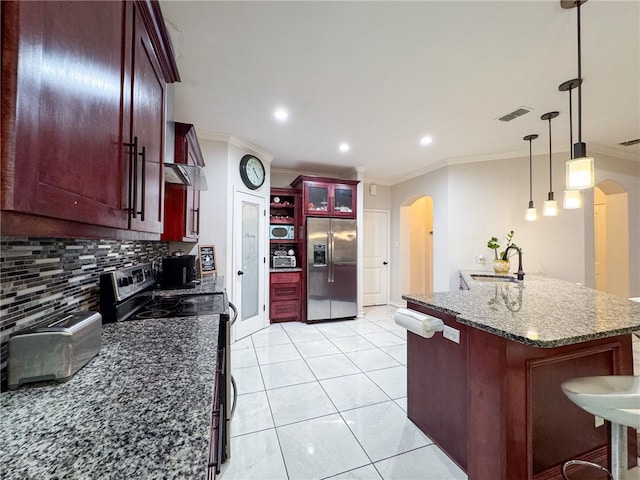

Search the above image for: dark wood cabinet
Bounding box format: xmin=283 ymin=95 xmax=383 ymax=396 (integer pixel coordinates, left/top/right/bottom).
xmin=162 ymin=123 xmax=205 ymax=242
xmin=270 ymin=272 xmax=302 ymax=322
xmin=124 ymin=1 xmax=168 ymax=234
xmin=291 ymin=175 xmax=358 ymax=218
xmin=406 ymin=301 xmax=636 ymax=480
xmin=269 ymin=188 xmax=299 ymax=246
xmin=1 ymin=0 xmax=179 ymax=239
xmin=269 ymin=188 xmax=302 ymax=322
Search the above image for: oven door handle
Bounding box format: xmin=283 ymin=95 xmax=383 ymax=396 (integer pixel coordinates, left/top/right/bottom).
xmin=230 ymin=374 xmax=238 ymax=420
xmin=228 ymin=301 xmax=238 ymax=326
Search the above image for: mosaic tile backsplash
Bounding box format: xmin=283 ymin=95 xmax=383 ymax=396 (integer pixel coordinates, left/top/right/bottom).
xmin=0 ymin=237 xmax=170 ymax=386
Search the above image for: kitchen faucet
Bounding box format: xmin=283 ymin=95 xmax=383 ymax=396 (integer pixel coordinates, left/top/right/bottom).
xmin=504 ymin=245 xmax=525 ymax=281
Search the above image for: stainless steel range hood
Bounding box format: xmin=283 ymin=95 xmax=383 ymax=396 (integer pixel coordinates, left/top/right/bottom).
xmin=164 ymin=163 xmax=208 ymax=191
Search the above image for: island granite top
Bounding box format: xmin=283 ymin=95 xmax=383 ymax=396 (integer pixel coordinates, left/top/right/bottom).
xmin=0 ymin=314 xmax=220 ymax=480
xmin=402 ymin=271 xmax=640 ymax=348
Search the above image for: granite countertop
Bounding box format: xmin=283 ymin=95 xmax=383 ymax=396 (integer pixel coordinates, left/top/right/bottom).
xmin=270 ymin=267 xmax=302 ymax=273
xmin=0 ymin=314 xmax=221 ymax=479
xmin=157 ymin=275 xmax=225 ymax=296
xmin=402 ymin=271 xmax=640 ymax=348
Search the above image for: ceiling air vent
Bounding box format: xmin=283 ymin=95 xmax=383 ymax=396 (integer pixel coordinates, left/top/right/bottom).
xmin=619 ymin=138 xmax=640 ymax=147
xmin=497 ymin=107 xmax=531 ymax=122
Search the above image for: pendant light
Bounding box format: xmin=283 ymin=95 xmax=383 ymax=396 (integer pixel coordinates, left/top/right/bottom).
xmin=559 ymin=78 xmax=584 ymax=209
xmin=562 ymin=0 xmax=595 ymax=189
xmin=541 ymin=111 xmax=559 ymax=217
xmin=524 ymin=134 xmax=539 ymax=222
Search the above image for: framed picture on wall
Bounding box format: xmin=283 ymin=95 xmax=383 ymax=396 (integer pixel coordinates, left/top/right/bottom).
xmin=198 ymin=245 xmax=216 ymax=277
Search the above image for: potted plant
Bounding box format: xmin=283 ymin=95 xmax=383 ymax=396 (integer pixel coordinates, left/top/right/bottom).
xmin=487 ymin=230 xmax=516 ymax=274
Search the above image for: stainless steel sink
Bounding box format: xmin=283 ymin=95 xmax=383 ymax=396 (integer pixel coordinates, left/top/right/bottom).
xmin=470 ymin=274 xmax=518 ymax=283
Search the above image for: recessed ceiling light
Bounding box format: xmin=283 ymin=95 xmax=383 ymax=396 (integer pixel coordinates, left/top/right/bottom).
xmin=273 ymin=108 xmax=288 ymax=121
xmin=419 ymin=136 xmax=433 ymax=146
xmin=339 ymin=142 xmax=350 ymax=153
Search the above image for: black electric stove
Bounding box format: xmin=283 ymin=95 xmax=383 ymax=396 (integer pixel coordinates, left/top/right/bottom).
xmin=99 ymin=263 xmax=228 ymax=323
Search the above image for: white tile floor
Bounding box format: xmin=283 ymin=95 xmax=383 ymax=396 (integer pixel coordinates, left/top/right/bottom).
xmin=221 ymin=305 xmax=640 ymax=480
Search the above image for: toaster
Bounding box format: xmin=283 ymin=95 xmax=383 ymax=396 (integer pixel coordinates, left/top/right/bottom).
xmin=8 ymin=311 xmax=102 ymax=389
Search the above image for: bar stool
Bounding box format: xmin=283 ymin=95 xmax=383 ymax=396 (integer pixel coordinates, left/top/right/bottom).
xmin=561 ymin=375 xmax=640 ymax=480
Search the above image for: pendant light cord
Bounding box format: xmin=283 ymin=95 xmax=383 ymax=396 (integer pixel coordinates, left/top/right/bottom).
xmin=577 ymin=1 xmax=583 ymax=144
xmin=529 ymin=139 xmax=533 ymax=203
xmin=548 ymin=117 xmax=553 ymax=192
xmin=569 ymin=87 xmax=574 ymax=159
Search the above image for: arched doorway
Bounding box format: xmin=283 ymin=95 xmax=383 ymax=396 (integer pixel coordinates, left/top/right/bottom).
xmin=400 ymin=196 xmax=434 ymax=295
xmin=594 ymin=180 xmax=629 ymax=298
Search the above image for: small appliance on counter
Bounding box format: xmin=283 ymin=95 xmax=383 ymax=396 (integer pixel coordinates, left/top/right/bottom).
xmin=8 ymin=311 xmax=102 ymax=389
xmin=162 ymin=254 xmax=197 ymax=288
xmin=272 ymin=249 xmax=297 ymax=269
xmin=270 ymin=224 xmax=295 ymax=240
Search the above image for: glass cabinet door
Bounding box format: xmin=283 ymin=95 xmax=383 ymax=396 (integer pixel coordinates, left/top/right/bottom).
xmin=333 ymin=186 xmax=354 ymax=215
xmin=307 ymin=184 xmax=329 ymax=213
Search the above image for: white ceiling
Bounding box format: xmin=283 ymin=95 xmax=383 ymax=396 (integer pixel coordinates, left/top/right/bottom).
xmin=161 ymin=1 xmax=640 ymax=184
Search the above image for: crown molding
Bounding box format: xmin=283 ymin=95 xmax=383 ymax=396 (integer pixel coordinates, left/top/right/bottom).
xmin=195 ymin=129 xmax=274 ymax=163
xmin=589 ymin=142 xmax=640 ymax=163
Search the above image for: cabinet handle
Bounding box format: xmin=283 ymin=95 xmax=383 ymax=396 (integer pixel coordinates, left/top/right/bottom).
xmin=123 ymin=137 xmax=139 ymax=218
xmin=195 ymin=208 xmax=200 ymax=235
xmin=138 ymin=145 xmax=146 ymax=219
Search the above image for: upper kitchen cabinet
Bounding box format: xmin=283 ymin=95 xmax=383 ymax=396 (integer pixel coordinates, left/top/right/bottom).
xmin=162 ymin=123 xmax=205 ymax=242
xmin=290 ymin=175 xmax=359 ymax=218
xmin=0 ymin=0 xmax=179 ymax=239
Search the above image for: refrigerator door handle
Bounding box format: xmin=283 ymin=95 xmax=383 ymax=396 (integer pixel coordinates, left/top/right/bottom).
xmin=328 ymin=231 xmax=334 ymax=283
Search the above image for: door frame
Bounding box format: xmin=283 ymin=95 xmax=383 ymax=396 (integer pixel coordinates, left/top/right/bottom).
xmin=363 ymin=208 xmax=390 ymax=306
xmin=232 ymin=190 xmax=267 ymax=341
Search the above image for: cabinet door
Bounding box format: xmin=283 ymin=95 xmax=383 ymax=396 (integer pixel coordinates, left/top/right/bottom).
xmin=185 ymin=143 xmax=201 ymax=239
xmin=304 ymin=182 xmax=330 ymax=215
xmin=186 ymin=187 xmax=200 ymax=239
xmin=332 ymin=184 xmax=356 ymax=217
xmin=1 ymin=1 xmax=128 ymax=229
xmin=126 ymin=3 xmax=165 ymax=234
xmin=162 ymin=124 xmax=202 ymax=242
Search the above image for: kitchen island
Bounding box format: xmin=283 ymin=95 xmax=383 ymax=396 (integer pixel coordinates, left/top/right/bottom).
xmin=403 ymin=272 xmax=640 ymax=480
xmin=1 ymin=294 xmax=223 ymax=479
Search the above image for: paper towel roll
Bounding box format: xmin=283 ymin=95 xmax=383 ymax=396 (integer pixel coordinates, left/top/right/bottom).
xmin=394 ymin=308 xmax=444 ymax=338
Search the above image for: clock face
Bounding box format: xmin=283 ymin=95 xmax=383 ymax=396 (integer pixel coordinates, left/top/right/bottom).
xmin=239 ymin=154 xmax=265 ymax=190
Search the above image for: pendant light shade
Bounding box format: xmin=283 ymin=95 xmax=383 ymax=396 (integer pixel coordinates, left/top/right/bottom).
xmin=541 ymin=112 xmax=559 ymax=217
xmin=562 ymin=0 xmax=595 ymax=190
xmin=559 ymin=78 xmax=584 ymax=208
xmin=566 ymin=156 xmax=595 ymax=189
xmin=524 ymin=134 xmax=538 ymax=222
xmin=563 ymin=189 xmax=583 ymax=209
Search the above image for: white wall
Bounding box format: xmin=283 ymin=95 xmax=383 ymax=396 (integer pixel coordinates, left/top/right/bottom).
xmin=363 ymin=182 xmax=392 ymax=210
xmin=390 ymin=167 xmax=450 ymax=303
xmin=388 ymin=149 xmax=639 ymax=302
xmin=190 ymin=134 xmax=273 ymax=311
xmin=588 ymin=151 xmax=640 ymax=296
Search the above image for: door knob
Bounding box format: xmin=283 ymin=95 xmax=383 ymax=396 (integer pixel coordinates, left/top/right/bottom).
xmin=383 ymin=261 xmax=388 ymax=265
xmin=237 ymin=270 xmax=244 ymax=276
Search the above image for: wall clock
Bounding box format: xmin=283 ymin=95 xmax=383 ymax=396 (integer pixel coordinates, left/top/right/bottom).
xmin=239 ymin=154 xmax=265 ymax=190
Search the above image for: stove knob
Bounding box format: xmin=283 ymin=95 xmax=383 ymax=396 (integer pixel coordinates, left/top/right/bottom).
xmin=127 ymin=276 xmax=134 ymax=285
xmin=119 ymin=277 xmax=129 ymax=287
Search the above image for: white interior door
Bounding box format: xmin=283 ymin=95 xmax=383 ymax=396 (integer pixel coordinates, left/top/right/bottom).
xmin=233 ymin=191 xmax=266 ymax=340
xmin=363 ymin=210 xmax=389 ymax=306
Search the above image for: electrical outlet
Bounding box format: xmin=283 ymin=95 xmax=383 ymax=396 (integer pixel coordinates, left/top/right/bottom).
xmin=443 ymin=325 xmax=460 ymax=344
xmin=595 ymin=415 xmax=605 ymax=428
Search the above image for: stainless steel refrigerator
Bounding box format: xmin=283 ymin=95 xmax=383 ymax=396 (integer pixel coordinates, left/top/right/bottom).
xmin=306 ymin=217 xmax=357 ymax=321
